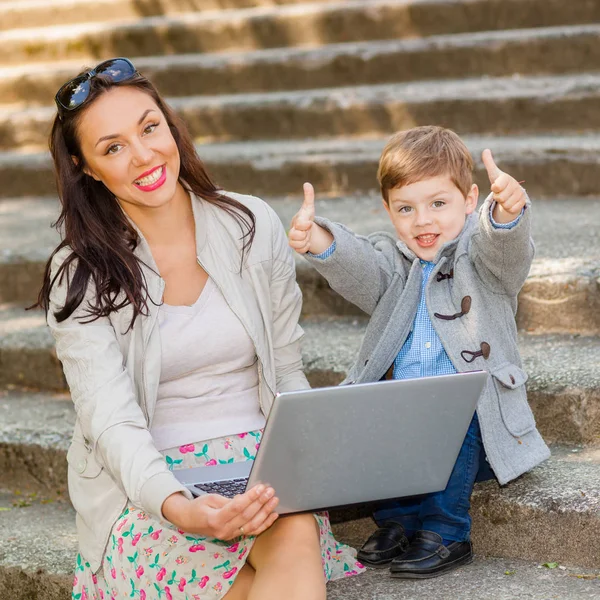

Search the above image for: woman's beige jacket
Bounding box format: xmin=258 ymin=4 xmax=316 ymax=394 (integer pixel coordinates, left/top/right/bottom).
xmin=47 ymin=192 xmax=309 ymax=572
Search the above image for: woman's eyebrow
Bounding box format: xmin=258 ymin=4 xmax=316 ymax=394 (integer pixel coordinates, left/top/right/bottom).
xmin=94 ymin=109 xmax=157 ymax=147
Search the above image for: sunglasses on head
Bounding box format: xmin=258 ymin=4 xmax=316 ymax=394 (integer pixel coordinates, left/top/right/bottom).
xmin=54 ymin=57 xmax=138 ymax=117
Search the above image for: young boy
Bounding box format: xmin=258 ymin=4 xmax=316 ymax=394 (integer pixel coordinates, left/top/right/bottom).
xmin=288 ymin=126 xmax=550 ymax=579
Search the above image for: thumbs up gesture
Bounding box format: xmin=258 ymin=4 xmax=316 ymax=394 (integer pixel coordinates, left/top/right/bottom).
xmin=288 ymin=183 xmax=334 ymax=255
xmin=288 ymin=182 xmax=315 ymax=254
xmin=482 ymin=149 xmax=526 ymax=223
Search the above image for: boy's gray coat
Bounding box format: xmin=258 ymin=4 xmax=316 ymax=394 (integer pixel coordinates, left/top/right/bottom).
xmin=305 ymin=195 xmax=550 ymax=485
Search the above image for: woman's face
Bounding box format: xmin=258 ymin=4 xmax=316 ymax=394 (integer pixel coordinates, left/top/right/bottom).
xmin=76 ymin=86 xmax=183 ymax=214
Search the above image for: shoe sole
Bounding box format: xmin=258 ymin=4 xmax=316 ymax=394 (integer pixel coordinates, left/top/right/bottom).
xmin=357 ymin=557 xmax=394 ymax=569
xmin=389 ymin=553 xmax=474 ymax=579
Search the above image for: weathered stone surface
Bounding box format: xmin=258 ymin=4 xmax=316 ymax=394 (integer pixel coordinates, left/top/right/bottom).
xmin=0 ymin=326 xmax=598 ymax=489
xmin=1 ymin=462 xmax=600 ymax=600
xmin=6 ymin=73 xmax=600 ymax=150
xmin=3 ymin=196 xmax=598 ymax=335
xmin=0 ymin=491 xmax=75 ymax=600
xmin=0 ymin=0 xmax=343 ymax=31
xmin=3 ymin=134 xmax=600 ymax=200
xmin=0 ymin=390 xmax=71 ymax=491
xmin=331 ymin=446 xmax=600 ymax=569
xmin=2 ymin=24 xmax=600 ymax=105
xmin=0 ymin=304 xmax=63 ymax=390
xmin=301 ymin=320 xmax=600 ymax=446
xmin=1 ymin=0 xmax=600 ymax=64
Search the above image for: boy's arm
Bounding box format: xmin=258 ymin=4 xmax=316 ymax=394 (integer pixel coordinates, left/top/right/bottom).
xmin=288 ymin=183 xmax=396 ymax=315
xmin=470 ymin=150 xmax=535 ymax=296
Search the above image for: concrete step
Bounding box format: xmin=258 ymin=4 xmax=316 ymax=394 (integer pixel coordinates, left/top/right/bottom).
xmin=1 ymin=489 xmax=599 ymax=600
xmin=3 ymin=0 xmax=600 ymax=33
xmin=3 ymin=133 xmax=600 ymax=200
xmin=0 ymin=391 xmax=72 ymax=492
xmin=2 ymin=195 xmax=599 ymax=333
xmin=1 ymin=311 xmax=598 ymax=446
xmin=5 ymin=73 xmax=600 ymax=150
xmin=329 ymin=445 xmax=600 ymax=570
xmin=0 ymin=0 xmax=343 ymax=32
xmin=2 ymin=0 xmax=600 ymax=65
xmin=2 ymin=24 xmax=600 ymax=106
xmin=300 ymin=320 xmax=600 ymax=447
xmin=277 ymin=195 xmax=600 ymax=335
xmin=2 ymin=389 xmax=600 ymax=573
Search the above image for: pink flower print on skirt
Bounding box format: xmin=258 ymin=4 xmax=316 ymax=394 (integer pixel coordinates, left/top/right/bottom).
xmin=72 ymin=429 xmax=365 ymax=600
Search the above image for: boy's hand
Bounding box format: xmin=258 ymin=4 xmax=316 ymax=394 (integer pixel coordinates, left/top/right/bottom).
xmin=288 ymin=182 xmax=334 ymax=255
xmin=288 ymin=183 xmax=316 ymax=254
xmin=482 ymin=149 xmax=526 ymax=223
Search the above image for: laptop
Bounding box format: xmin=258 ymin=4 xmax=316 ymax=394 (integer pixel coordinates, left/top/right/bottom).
xmin=174 ymin=371 xmax=488 ymax=514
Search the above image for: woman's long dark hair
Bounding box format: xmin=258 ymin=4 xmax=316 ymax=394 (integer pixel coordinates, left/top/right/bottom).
xmin=35 ymin=71 xmax=255 ymax=330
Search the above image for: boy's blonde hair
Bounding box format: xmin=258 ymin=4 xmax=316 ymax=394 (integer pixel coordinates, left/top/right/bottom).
xmin=377 ymin=126 xmax=474 ymax=203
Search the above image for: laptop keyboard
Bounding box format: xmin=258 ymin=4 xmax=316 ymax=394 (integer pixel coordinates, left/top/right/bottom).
xmin=193 ymin=477 xmax=249 ymax=498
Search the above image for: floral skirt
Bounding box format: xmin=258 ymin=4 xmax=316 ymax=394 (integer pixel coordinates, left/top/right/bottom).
xmin=72 ymin=430 xmax=365 ymax=600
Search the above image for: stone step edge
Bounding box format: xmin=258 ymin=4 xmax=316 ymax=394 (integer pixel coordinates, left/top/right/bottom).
xmin=1 ymin=322 xmax=599 ymax=492
xmin=2 ymin=0 xmax=600 ymax=67
xmin=2 ymin=494 xmax=599 ymax=600
xmin=0 ymin=0 xmax=345 ymax=32
xmin=1 ymin=445 xmax=600 ymax=573
xmin=9 ymin=260 xmax=596 ymax=333
xmin=2 ymin=26 xmax=600 ymax=107
xmin=4 ymin=73 xmax=600 ymax=151
xmin=2 ymin=134 xmax=600 ymax=201
xmin=5 ymin=71 xmax=600 ymax=117
xmin=1 ymin=22 xmax=598 ymax=79
xmin=2 ymin=0 xmax=598 ymax=40
xmin=295 ymin=258 xmax=600 ymax=334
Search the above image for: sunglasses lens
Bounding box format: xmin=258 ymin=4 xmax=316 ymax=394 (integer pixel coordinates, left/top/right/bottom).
xmin=57 ymin=77 xmax=91 ymax=110
xmin=95 ymin=58 xmax=136 ymax=82
xmin=56 ymin=58 xmax=137 ymax=115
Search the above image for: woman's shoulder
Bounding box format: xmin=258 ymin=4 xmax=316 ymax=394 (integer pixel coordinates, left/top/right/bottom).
xmin=214 ymin=190 xmax=284 ymax=241
xmin=220 ymin=190 xmax=277 ymax=223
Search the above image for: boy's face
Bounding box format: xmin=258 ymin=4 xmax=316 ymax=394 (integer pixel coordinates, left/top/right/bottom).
xmin=383 ymin=175 xmax=478 ymax=262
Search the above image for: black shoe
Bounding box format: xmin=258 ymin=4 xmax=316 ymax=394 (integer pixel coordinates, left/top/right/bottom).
xmin=389 ymin=530 xmax=473 ymax=579
xmin=357 ymin=521 xmax=410 ymax=568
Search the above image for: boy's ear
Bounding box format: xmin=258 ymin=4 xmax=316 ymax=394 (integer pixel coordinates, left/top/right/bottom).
xmin=465 ymin=183 xmax=478 ymax=215
xmin=382 ymin=196 xmax=392 ymax=217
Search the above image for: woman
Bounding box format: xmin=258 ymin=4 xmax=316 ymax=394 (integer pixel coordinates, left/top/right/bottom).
xmin=36 ymin=58 xmax=365 ymax=600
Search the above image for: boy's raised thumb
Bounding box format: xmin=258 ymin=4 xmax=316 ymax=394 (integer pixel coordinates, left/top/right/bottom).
xmin=301 ymin=182 xmax=316 ymax=218
xmin=482 ymin=149 xmax=501 ymax=185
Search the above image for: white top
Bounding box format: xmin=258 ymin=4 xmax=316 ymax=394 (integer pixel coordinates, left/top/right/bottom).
xmin=151 ymin=277 xmax=266 ymax=451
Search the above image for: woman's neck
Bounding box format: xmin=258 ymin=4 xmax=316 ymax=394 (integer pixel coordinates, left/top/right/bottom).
xmin=122 ymin=183 xmax=195 ymax=248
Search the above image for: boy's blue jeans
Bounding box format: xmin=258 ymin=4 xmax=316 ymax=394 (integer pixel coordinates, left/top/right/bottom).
xmin=372 ymin=413 xmax=494 ymax=543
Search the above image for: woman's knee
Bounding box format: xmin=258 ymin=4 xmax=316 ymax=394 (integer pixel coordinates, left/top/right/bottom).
xmin=253 ymin=514 xmax=320 ymax=565
xmin=271 ymin=514 xmax=319 ymax=545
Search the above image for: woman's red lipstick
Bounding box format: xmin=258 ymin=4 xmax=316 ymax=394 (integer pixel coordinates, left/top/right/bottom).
xmin=133 ymin=165 xmax=166 ymax=191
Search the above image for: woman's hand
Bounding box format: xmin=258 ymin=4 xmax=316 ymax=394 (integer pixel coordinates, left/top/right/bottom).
xmin=162 ymin=484 xmax=279 ymax=539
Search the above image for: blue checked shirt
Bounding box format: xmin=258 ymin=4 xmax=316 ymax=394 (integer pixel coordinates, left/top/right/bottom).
xmin=310 ymin=204 xmax=522 ymax=380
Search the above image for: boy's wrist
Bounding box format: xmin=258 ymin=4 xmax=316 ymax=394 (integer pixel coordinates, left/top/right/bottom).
xmin=308 ymin=222 xmax=334 ymax=255
xmin=491 ymin=202 xmax=521 ymax=225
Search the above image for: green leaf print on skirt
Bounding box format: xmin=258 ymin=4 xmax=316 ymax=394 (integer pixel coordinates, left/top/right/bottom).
xmin=71 ymin=429 xmax=365 ymax=600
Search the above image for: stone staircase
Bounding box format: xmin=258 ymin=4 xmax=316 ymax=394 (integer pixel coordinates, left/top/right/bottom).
xmin=1 ymin=0 xmax=599 ymax=598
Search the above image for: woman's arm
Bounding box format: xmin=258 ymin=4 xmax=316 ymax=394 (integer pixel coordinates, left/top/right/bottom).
xmin=47 ymin=249 xmax=191 ymax=519
xmin=267 ymin=206 xmax=311 ymax=393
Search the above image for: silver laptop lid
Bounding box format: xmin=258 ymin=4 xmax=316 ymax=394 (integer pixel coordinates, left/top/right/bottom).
xmin=248 ymin=371 xmax=487 ymax=513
